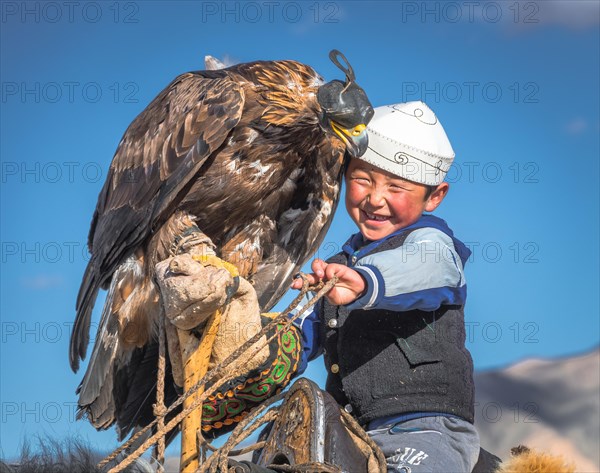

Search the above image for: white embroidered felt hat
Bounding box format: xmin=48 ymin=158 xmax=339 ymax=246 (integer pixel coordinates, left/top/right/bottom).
xmin=359 ymin=101 xmax=455 ymax=186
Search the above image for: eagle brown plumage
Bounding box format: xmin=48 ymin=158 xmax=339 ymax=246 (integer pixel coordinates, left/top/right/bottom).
xmin=70 ymin=51 xmax=373 ymax=439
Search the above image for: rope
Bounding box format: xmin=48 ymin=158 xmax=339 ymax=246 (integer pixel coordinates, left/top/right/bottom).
xmin=269 ymin=463 xmax=341 ymax=473
xmin=197 ymin=434 xmax=267 ymax=457
xmin=201 ymin=408 xmax=281 ymax=473
xmin=206 ymin=392 xmax=286 ymax=473
xmin=98 ymin=275 xmax=337 ymax=473
xmin=197 ymin=389 xmax=388 ymax=473
xmin=339 ymin=409 xmax=387 ymax=473
xmin=152 ymin=312 xmax=167 ymax=472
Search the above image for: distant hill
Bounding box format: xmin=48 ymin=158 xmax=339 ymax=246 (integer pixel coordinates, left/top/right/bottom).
xmin=474 ymin=348 xmax=600 ymax=472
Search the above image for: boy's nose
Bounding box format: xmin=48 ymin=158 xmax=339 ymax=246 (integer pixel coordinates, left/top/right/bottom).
xmin=367 ymin=189 xmax=386 ymax=207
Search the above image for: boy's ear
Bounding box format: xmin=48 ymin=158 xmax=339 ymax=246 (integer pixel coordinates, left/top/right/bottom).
xmin=424 ymin=182 xmax=450 ymax=212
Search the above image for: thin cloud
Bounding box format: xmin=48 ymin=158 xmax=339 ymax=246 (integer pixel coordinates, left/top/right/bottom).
xmin=565 ymin=117 xmax=588 ymax=135
xmin=291 ymin=3 xmax=346 ymax=36
xmin=20 ymin=275 xmax=64 ymax=290
xmin=538 ymin=1 xmax=600 ymax=29
xmin=505 ymin=1 xmax=600 ymax=31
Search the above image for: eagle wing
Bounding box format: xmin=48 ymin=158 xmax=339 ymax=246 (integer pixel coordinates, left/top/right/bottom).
xmin=71 ymin=73 xmax=245 ymax=371
xmin=255 ymin=154 xmax=344 ymax=310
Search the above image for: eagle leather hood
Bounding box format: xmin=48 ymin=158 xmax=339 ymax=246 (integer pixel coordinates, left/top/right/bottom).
xmin=318 ymin=50 xmax=374 ymax=157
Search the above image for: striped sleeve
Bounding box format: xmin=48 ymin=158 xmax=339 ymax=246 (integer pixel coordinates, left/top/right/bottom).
xmin=345 ymin=227 xmax=467 ymax=312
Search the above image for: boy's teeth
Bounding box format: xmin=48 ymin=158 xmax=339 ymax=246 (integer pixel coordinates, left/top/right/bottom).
xmin=366 ymin=212 xmax=387 ymax=221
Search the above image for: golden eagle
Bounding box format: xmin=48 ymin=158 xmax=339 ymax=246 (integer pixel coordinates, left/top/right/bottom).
xmin=70 ymin=51 xmax=373 ymax=439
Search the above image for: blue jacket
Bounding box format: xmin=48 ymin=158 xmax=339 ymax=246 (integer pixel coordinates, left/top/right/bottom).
xmin=296 ymin=214 xmax=472 ymax=375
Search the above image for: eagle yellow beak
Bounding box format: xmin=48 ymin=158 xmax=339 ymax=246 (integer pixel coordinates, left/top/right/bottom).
xmin=330 ymin=121 xmax=369 ymax=157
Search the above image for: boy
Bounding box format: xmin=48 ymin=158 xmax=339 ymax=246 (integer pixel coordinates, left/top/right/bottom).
xmin=291 ymin=101 xmax=480 ymax=473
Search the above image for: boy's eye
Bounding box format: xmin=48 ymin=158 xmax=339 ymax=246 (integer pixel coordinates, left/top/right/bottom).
xmin=390 ymin=182 xmax=410 ymax=191
xmin=353 ymin=175 xmax=370 ymax=183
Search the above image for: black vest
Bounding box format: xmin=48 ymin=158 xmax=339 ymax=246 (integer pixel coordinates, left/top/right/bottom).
xmin=320 ymin=229 xmax=475 ymax=426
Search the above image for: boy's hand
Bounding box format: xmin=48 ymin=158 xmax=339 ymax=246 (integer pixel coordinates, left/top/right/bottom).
xmin=291 ymin=259 xmax=366 ymax=306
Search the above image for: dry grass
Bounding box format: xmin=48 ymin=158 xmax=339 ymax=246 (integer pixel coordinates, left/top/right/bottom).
xmin=497 ymin=445 xmax=576 ymax=473
xmin=0 ymin=437 xmax=153 ymax=473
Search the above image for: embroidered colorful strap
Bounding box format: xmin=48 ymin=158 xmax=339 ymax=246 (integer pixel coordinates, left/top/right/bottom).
xmin=201 ymin=315 xmax=301 ymax=438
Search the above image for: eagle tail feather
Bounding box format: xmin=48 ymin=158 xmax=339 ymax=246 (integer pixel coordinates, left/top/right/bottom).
xmin=71 ymin=261 xmax=100 ymax=372
xmin=77 ymin=256 xmax=141 ymax=429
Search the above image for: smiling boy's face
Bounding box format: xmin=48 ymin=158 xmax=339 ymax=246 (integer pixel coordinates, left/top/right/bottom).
xmin=345 ymin=158 xmax=449 ymax=241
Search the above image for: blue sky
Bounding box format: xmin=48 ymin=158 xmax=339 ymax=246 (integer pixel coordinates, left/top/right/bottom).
xmin=1 ymin=0 xmax=598 ymax=461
